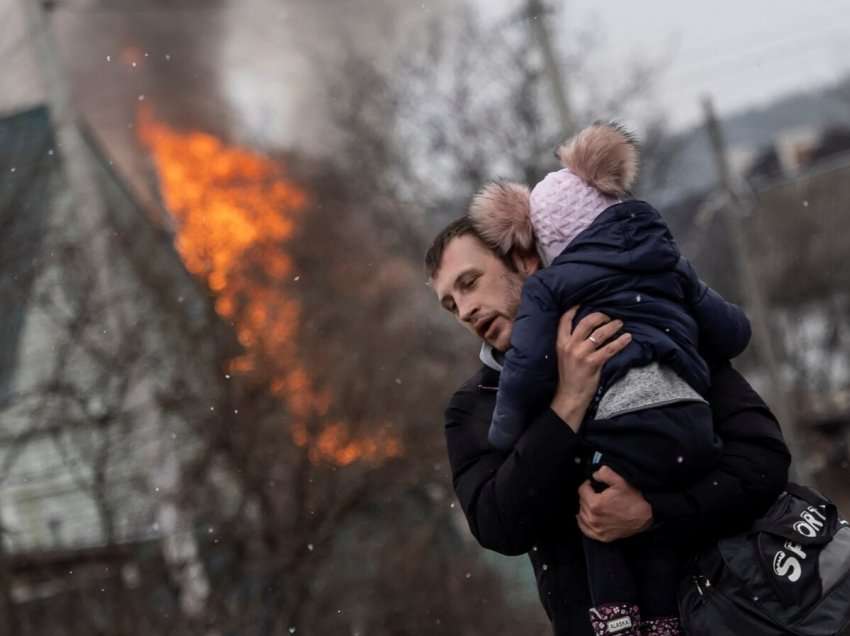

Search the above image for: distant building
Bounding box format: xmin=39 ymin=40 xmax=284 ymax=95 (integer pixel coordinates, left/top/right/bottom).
xmin=662 ymin=124 xmax=850 ymax=512
xmin=746 ymin=125 xmax=850 ymax=184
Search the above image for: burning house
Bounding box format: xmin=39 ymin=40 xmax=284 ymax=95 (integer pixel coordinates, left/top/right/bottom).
xmin=0 ymin=99 xmax=429 ymax=633
xmin=0 ymin=1 xmax=564 ymax=631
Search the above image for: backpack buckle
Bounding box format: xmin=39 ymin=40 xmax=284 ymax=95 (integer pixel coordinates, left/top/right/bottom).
xmin=693 ymin=575 xmax=711 ymax=596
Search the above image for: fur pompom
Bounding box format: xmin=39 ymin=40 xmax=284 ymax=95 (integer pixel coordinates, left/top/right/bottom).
xmin=469 ymin=181 xmax=534 ymax=255
xmin=556 ymin=122 xmax=639 ymax=196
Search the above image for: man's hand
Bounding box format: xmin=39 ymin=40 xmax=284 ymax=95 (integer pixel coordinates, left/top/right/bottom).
xmin=576 ymin=466 xmax=653 ymax=542
xmin=549 ymin=307 xmax=631 ymax=431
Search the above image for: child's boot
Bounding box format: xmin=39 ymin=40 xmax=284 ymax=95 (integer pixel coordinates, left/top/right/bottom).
xmin=588 ymin=603 xmax=640 ymax=635
xmin=639 ymin=616 xmax=681 ymax=635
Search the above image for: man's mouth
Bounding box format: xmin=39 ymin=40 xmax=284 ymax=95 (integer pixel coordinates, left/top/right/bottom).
xmin=477 ymin=316 xmax=498 ymax=341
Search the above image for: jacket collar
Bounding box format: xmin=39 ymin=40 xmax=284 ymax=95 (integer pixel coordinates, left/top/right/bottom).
xmin=479 ymin=343 xmax=503 ymax=372
xmin=476 ymin=345 xmax=501 ymax=391
xmin=551 ymin=199 xmax=679 ymax=272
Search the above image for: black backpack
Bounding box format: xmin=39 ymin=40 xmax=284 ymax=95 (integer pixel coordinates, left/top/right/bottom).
xmin=679 ymin=483 xmax=850 ymax=635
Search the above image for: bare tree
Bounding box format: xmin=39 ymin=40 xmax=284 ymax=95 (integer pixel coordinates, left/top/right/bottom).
xmin=1 ymin=3 xmax=681 ymax=635
xmin=322 ymin=5 xmax=676 ymax=258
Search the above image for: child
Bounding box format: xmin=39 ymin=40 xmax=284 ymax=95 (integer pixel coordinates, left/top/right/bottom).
xmin=469 ymin=122 xmax=751 ymax=636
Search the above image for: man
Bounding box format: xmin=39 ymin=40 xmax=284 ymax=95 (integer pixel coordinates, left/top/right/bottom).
xmin=426 ymin=216 xmax=791 ymax=635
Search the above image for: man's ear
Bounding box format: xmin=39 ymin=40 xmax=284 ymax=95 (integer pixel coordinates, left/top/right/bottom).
xmin=511 ymin=248 xmax=540 ymax=276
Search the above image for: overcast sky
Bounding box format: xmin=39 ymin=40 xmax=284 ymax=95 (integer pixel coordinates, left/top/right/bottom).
xmin=4 ymin=0 xmax=849 ymax=146
xmin=475 ymin=0 xmax=850 ymax=130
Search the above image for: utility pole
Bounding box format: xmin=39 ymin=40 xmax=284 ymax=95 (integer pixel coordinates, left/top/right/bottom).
xmin=527 ymin=0 xmax=575 ymax=133
xmin=0 ymin=531 xmax=18 ymax=634
xmin=702 ymin=96 xmax=811 ymax=486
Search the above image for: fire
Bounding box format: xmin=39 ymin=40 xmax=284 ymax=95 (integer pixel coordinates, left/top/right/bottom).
xmin=139 ymin=107 xmax=402 ymax=466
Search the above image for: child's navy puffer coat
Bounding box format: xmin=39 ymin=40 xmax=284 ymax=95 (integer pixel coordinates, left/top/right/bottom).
xmin=488 ymin=199 xmax=751 ymax=450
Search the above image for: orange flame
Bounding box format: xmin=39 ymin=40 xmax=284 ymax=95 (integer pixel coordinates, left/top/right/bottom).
xmin=138 ymin=107 xmax=402 ymax=466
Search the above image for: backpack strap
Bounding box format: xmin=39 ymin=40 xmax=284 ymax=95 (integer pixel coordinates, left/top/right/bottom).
xmin=750 ymin=483 xmax=837 ymax=545
xmin=750 ymin=520 xmax=833 ymax=545
xmin=783 ymin=482 xmax=827 ymax=506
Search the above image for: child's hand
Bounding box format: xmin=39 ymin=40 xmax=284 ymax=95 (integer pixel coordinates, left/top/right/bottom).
xmin=576 ymin=466 xmax=653 ymax=542
xmin=549 ymin=307 xmax=631 ymax=431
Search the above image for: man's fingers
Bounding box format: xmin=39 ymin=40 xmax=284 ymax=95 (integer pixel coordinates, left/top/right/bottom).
xmin=588 ymin=332 xmax=631 ymax=366
xmin=587 ymin=319 xmax=624 ymax=348
xmin=571 ymin=311 xmax=612 ymax=342
xmin=558 ymin=306 xmax=580 ymax=338
xmin=577 ymin=509 xmax=596 ymax=533
xmin=577 ymin=479 xmax=595 ymax=502
xmin=577 ymin=513 xmax=608 ymax=542
xmin=592 ymin=465 xmax=626 ymax=488
xmin=578 ymin=485 xmax=604 ymax=522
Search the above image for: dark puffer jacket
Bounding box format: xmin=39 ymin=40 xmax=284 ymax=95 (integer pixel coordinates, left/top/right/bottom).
xmin=489 ymin=200 xmax=751 ymax=449
xmin=445 ymin=361 xmax=790 ymax=635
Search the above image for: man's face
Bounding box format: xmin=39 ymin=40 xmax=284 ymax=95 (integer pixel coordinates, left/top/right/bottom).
xmin=431 ymin=234 xmax=534 ymax=352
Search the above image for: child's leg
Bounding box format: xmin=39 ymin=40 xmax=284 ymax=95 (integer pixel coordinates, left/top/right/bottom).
xmin=583 ymin=535 xmax=638 ymax=605
xmin=583 ymin=536 xmax=641 ymax=635
xmin=579 ymin=398 xmax=715 ymax=635
xmin=625 ymin=532 xmax=685 ymax=635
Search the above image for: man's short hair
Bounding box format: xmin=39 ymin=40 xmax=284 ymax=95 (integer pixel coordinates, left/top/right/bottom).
xmin=424 ymin=216 xmax=514 ymax=280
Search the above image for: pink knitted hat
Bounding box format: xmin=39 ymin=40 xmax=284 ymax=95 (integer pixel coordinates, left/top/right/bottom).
xmin=530 ymin=169 xmax=619 ymax=266
xmin=469 ymin=123 xmax=639 ymax=266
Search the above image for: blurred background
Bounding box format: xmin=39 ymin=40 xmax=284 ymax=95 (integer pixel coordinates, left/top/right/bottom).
xmin=1 ymin=0 xmax=849 ymax=634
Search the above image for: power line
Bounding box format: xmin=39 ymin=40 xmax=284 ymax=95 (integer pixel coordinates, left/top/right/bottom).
xmin=667 ymin=2 xmax=850 ymax=63
xmin=670 ymin=30 xmax=850 ymax=83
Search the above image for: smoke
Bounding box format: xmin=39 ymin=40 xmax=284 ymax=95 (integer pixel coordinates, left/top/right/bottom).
xmin=0 ymin=0 xmax=443 ymax=201
xmin=218 ymin=0 xmax=454 ymax=152
xmin=60 ymin=0 xmax=229 ymax=132
xmin=54 ymin=0 xmax=450 ymax=147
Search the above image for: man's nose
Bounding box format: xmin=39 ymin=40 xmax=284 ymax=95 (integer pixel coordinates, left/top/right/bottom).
xmin=457 ymin=298 xmax=478 ymax=324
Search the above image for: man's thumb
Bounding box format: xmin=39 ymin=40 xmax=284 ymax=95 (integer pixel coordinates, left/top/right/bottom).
xmin=592 ymin=465 xmax=624 ymax=486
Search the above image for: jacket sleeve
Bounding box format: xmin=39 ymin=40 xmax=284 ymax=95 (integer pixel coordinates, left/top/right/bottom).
xmin=676 ymin=257 xmax=752 ymax=362
xmin=643 ymin=362 xmax=791 ymax=541
xmin=445 ymin=387 xmax=586 ymax=556
xmin=490 ymin=275 xmax=560 ymax=449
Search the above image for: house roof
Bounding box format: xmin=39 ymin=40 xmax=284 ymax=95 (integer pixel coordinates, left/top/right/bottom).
xmin=0 ymin=105 xmax=240 ymax=407
xmin=0 ymin=106 xmax=55 ymax=402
